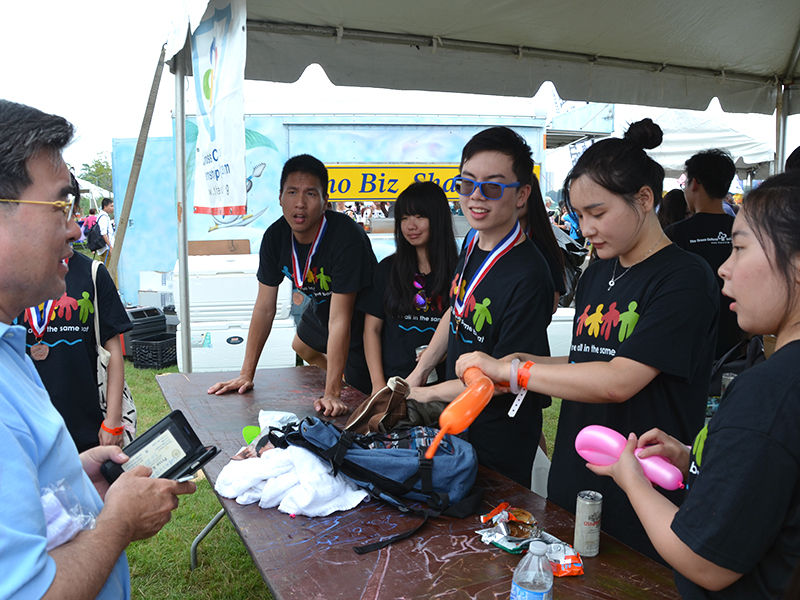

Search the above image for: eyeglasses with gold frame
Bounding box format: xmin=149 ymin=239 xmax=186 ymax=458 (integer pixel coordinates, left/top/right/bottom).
xmin=0 ymin=195 xmax=78 ymax=221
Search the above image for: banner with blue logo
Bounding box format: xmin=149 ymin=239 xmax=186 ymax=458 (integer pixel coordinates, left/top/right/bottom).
xmin=190 ymin=0 xmax=246 ymax=215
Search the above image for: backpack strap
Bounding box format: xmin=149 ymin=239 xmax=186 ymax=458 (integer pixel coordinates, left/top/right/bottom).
xmin=353 ymin=507 xmax=431 ymax=554
xmin=352 ymin=485 xmax=484 ymax=554
xmin=319 ymin=428 xmax=356 ymax=468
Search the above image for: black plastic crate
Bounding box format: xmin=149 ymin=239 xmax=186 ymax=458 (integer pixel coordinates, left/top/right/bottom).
xmin=122 ymin=306 xmax=167 ymax=356
xmin=132 ymin=333 xmax=177 ymax=369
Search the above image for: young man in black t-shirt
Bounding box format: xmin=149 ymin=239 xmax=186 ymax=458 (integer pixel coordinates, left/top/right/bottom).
xmin=665 ymin=148 xmax=743 ymax=358
xmin=209 ymin=155 xmax=376 ymax=416
xmin=407 ymin=128 xmax=553 ymax=487
xmin=18 ymin=251 xmax=133 ymax=452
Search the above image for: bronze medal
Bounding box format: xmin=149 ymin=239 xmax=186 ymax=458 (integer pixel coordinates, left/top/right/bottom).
xmin=30 ymin=342 xmax=49 ymax=361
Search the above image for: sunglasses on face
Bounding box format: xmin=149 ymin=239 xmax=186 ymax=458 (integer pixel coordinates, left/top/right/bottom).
xmin=454 ymin=176 xmax=521 ymax=200
xmin=413 ymin=273 xmax=427 ymax=309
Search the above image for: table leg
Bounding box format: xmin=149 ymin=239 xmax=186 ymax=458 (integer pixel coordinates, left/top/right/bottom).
xmin=190 ymin=508 xmax=227 ymax=570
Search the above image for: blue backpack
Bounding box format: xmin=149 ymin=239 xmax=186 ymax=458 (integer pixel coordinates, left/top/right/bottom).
xmin=266 ymin=417 xmax=481 ymax=553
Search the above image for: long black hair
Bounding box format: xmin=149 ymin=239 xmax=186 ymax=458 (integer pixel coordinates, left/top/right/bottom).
xmin=527 ymin=175 xmax=565 ymax=275
xmin=385 ymin=181 xmax=458 ymax=317
xmin=658 ymin=189 xmax=689 ymax=229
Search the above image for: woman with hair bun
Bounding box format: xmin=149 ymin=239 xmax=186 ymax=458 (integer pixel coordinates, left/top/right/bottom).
xmin=456 ymin=119 xmax=719 ymax=562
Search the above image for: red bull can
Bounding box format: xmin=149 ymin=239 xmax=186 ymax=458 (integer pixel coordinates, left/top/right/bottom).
xmin=574 ymin=490 xmax=602 ymax=557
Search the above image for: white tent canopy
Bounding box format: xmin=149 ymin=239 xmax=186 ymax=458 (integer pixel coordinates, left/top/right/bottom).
xmin=164 ymin=0 xmax=800 ymax=371
xmin=75 ymin=177 xmax=112 ymax=205
xmin=167 ymin=0 xmax=800 ymax=116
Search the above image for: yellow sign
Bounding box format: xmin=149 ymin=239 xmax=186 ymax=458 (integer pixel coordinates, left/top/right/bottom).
xmin=325 ymin=163 xmax=542 ymax=202
xmin=326 ymin=164 xmax=459 ymax=201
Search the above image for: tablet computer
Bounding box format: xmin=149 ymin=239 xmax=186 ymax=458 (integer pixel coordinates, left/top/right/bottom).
xmin=101 ymin=409 xmax=218 ymax=484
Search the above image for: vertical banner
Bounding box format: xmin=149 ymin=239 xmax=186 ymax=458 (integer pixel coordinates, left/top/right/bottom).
xmin=190 ymin=0 xmax=246 ymax=215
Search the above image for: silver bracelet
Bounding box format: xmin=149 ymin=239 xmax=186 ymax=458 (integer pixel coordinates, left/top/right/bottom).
xmin=510 ymin=358 xmax=520 ymax=394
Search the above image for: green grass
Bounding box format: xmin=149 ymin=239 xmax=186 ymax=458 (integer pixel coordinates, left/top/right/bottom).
xmin=123 ymin=361 xmax=561 ymax=599
xmin=543 ymin=398 xmax=562 ymax=460
xmin=123 ymin=362 xmax=268 ymax=600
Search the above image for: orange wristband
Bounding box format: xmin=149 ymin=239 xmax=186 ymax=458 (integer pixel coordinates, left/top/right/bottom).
xmin=517 ymin=361 xmax=535 ymax=390
xmin=101 ymin=422 xmax=124 ymax=436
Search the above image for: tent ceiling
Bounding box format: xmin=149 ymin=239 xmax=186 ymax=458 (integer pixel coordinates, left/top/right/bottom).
xmin=170 ymin=0 xmax=800 ymax=115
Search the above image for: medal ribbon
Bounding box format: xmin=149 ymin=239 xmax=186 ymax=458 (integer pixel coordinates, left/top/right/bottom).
xmin=453 ymin=221 xmax=523 ymax=319
xmin=25 ymin=299 xmax=57 ymax=340
xmin=291 ymin=215 xmax=327 ymax=288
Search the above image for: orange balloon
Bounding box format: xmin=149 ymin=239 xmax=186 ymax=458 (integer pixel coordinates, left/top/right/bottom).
xmin=424 ymin=367 xmax=494 ymax=459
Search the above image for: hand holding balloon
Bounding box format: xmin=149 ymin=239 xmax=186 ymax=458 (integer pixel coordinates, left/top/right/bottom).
xmin=575 ymin=425 xmax=685 ymax=490
xmin=424 ymin=367 xmax=494 ymax=459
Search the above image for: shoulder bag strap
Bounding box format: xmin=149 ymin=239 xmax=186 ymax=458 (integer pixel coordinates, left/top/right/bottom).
xmin=91 ymin=260 xmax=102 ymax=348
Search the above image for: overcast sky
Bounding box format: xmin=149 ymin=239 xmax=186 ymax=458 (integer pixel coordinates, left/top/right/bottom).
xmin=4 ymin=0 xmax=179 ymax=169
xmin=3 ymin=0 xmax=795 ymax=179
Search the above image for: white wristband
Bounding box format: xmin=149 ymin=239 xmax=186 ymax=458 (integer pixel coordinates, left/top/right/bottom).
xmin=510 ymin=358 xmax=520 ymax=394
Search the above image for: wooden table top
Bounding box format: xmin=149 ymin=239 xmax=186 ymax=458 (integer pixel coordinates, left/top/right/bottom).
xmin=157 ymin=367 xmax=679 ymax=600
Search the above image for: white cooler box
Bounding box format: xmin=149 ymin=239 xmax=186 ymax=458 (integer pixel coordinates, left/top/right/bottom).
xmin=177 ymin=319 xmax=296 ymax=372
xmin=174 ymin=254 xmax=293 ymax=323
xmin=173 ymin=255 xmax=297 ymax=372
xmin=547 ymin=307 xmax=575 ymax=357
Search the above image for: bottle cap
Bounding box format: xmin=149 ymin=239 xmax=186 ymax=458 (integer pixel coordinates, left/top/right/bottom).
xmin=529 ymin=540 xmax=547 ymax=555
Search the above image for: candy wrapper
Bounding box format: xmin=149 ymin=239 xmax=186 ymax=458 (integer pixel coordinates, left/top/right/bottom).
xmin=545 ymin=539 xmax=584 ymax=577
xmin=476 ymin=503 xmax=584 ymax=576
xmin=477 ymin=502 xmax=541 ymax=553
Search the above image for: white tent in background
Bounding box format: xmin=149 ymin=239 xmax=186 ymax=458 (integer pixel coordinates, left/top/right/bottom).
xmin=650 ymin=110 xmax=775 ymax=180
xmin=610 ymin=104 xmax=776 ymax=180
xmin=75 ymin=176 xmax=113 ymax=208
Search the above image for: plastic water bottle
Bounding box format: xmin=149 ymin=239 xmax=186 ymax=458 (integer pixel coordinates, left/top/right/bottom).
xmin=510 ymin=541 xmax=553 ymax=600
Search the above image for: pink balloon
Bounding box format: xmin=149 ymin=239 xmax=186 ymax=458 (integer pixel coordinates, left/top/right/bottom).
xmin=575 ymin=425 xmax=684 ymax=491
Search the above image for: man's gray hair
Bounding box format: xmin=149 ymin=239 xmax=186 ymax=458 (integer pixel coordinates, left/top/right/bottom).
xmin=0 ymin=100 xmax=74 ymax=200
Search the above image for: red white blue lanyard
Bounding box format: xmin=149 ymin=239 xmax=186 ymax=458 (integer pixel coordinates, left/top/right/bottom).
xmin=291 ymin=215 xmax=327 ymax=288
xmin=453 ymin=221 xmax=523 ymax=320
xmin=25 ymin=299 xmax=57 ymax=340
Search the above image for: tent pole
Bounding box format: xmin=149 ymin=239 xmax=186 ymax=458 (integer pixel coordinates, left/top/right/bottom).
xmin=776 ymin=86 xmax=786 ymax=173
xmin=777 ymin=27 xmax=800 ymax=173
xmin=107 ymin=44 xmax=166 ymax=285
xmin=175 ymin=33 xmax=192 ymax=373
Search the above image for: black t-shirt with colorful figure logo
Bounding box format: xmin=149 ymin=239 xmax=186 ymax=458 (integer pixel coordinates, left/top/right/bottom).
xmin=445 ymin=237 xmax=554 ymax=488
xmin=358 ymin=254 xmax=448 ymax=382
xmin=670 ymin=340 xmax=800 ymax=599
xmin=548 ymin=244 xmax=718 ymax=562
xmin=258 ymin=209 xmax=376 ymax=333
xmin=17 ymin=252 xmax=132 ymax=452
xmin=258 ymin=210 xmax=376 ymax=393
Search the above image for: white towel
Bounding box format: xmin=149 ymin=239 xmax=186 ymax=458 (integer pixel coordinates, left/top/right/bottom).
xmin=215 ymin=446 xmax=368 ymax=517
xmin=214 ymin=451 xmax=292 ymax=500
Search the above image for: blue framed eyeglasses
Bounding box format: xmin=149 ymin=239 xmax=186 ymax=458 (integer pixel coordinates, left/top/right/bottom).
xmin=453 ymin=176 xmax=521 ymax=200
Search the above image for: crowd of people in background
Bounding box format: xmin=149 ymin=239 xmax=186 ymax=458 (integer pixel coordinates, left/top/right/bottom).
xmin=2 ymin=96 xmax=800 ymax=599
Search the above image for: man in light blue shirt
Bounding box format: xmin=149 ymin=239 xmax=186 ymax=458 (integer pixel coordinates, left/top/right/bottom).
xmin=0 ymin=100 xmax=196 ymax=600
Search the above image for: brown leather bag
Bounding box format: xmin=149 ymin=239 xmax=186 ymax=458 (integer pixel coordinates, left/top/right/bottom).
xmin=345 ymin=376 xmax=410 ymax=434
